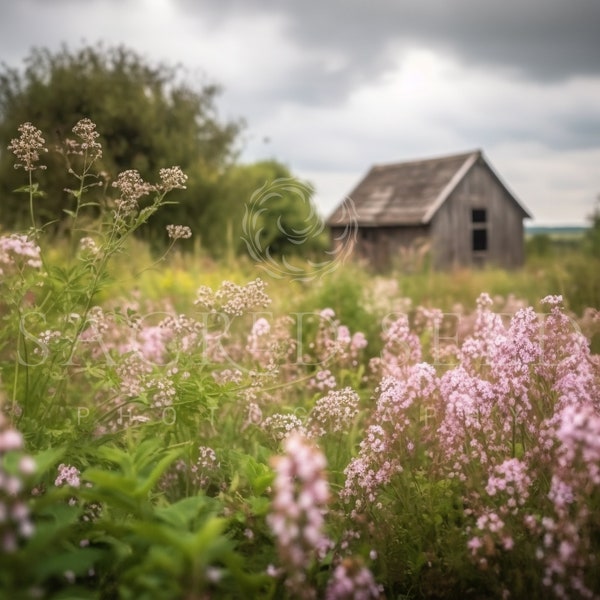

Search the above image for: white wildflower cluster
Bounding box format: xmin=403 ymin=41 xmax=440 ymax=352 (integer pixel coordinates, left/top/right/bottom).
xmin=65 ymin=118 xmax=103 ymax=161
xmin=166 ymin=224 xmax=192 ymax=240
xmin=158 ymin=167 xmax=188 ymax=192
xmin=31 ymin=329 xmax=62 ymax=357
xmin=190 ymin=446 xmax=220 ymax=488
xmin=112 ymin=169 xmax=155 ymax=216
xmin=307 ymin=387 xmax=360 ymax=438
xmin=161 ymin=446 xmax=220 ymax=493
xmin=216 ymin=278 xmax=271 ymax=316
xmin=147 ymin=376 xmax=177 ymax=409
xmin=212 ymin=368 xmax=244 ymax=386
xmin=194 ymin=278 xmax=271 ymax=316
xmin=79 ymin=236 xmax=100 ymax=256
xmin=261 ymin=413 xmax=306 ymax=441
xmin=7 ymin=122 xmax=48 ymax=171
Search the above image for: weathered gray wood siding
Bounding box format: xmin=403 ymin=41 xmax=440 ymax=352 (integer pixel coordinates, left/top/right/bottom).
xmin=369 ymin=225 xmax=430 ymax=268
xmin=429 ymin=160 xmax=525 ymax=269
xmin=331 ymin=225 xmax=429 ymax=269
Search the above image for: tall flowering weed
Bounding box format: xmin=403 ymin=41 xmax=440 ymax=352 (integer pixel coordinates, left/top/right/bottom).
xmin=267 ymin=433 xmax=332 ymax=599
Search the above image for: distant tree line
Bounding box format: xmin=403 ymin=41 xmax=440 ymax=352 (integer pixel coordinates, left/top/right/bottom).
xmin=526 ymin=202 xmax=600 ymax=260
xmin=585 ymin=196 xmax=600 ymax=257
xmin=0 ymin=44 xmax=327 ymax=258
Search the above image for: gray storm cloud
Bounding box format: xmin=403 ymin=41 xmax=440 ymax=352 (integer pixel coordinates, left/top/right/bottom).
xmin=179 ymin=0 xmax=600 ymax=82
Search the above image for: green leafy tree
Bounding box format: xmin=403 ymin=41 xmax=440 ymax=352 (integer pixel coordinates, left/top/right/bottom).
xmin=584 ymin=195 xmax=600 ymax=257
xmin=217 ymin=160 xmax=328 ymax=261
xmin=0 ymin=44 xmax=241 ymax=248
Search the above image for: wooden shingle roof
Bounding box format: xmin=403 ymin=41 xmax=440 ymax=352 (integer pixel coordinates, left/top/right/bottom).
xmin=327 ymin=150 xmax=530 ymax=226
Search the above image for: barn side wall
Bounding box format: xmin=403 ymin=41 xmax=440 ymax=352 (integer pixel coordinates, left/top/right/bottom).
xmin=430 ymin=161 xmax=526 ymax=269
xmin=330 ymin=225 xmax=430 ymax=270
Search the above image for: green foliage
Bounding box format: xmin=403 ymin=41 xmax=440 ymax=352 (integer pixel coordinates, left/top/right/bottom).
xmin=583 ymin=197 xmax=600 ymax=257
xmin=293 ymin=265 xmax=383 ymax=358
xmin=525 ymin=233 xmax=553 ymax=258
xmin=219 ymin=160 xmax=328 ymax=260
xmin=1 ymin=114 xmax=599 ymax=599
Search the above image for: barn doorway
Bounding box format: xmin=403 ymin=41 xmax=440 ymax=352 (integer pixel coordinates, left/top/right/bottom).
xmin=471 ymin=208 xmax=488 ymax=266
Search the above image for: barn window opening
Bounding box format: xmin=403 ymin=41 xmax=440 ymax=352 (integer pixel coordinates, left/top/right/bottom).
xmin=472 ymin=228 xmax=488 ymax=251
xmin=472 ymin=209 xmax=487 ymax=224
xmin=471 ymin=208 xmax=488 ymax=254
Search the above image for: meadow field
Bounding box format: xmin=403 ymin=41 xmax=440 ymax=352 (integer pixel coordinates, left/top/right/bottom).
xmin=1 ymin=120 xmax=599 ymax=599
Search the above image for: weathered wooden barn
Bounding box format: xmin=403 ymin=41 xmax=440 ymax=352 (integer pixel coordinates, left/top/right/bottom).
xmin=326 ymin=150 xmax=531 ymax=269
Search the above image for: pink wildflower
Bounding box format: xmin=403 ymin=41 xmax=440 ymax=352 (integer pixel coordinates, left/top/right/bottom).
xmin=326 ymin=558 xmax=381 ymax=599
xmin=267 ymin=433 xmax=331 ymax=599
xmin=55 ymin=464 xmax=81 ymax=488
xmin=0 ymin=414 xmax=35 ymax=552
xmin=342 ymin=366 xmax=437 ymax=514
xmin=369 ymin=314 xmax=421 ymax=379
xmin=0 ymin=233 xmax=42 ymax=276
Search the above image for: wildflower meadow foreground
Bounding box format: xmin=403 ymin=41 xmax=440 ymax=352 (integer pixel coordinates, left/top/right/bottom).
xmin=1 ymin=120 xmax=599 ymax=599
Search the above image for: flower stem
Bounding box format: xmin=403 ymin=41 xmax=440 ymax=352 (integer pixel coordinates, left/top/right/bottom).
xmin=28 ymin=170 xmax=35 ymax=232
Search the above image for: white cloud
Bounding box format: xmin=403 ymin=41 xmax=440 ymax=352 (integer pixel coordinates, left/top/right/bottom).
xmin=239 ymin=47 xmax=600 ymax=225
xmin=491 ymin=144 xmax=600 ymax=225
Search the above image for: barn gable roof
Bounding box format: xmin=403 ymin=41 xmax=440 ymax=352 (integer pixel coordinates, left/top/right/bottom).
xmin=327 ymin=150 xmax=531 ymax=226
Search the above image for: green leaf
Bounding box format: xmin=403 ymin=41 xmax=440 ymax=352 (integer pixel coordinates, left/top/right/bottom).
xmin=25 ymin=502 xmax=82 ymax=552
xmin=80 ymin=469 xmax=140 ymax=513
xmin=251 ymin=473 xmax=274 ymax=496
xmin=189 ymin=516 xmax=228 ymax=556
xmin=31 ymin=447 xmax=66 ymax=477
xmin=51 ymin=587 xmax=100 ymax=600
xmin=136 ymin=448 xmax=182 ymax=497
xmin=13 ymin=184 xmax=34 ymax=193
xmin=128 ymin=520 xmax=191 ymax=552
xmin=12 ymin=184 xmax=45 ymax=197
xmin=155 ymin=495 xmax=219 ymax=529
xmin=35 ymin=547 xmax=106 ymax=580
xmin=248 ymin=496 xmax=270 ymax=517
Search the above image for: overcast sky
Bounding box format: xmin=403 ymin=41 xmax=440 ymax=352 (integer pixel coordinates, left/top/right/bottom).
xmin=1 ymin=0 xmax=599 ymax=225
